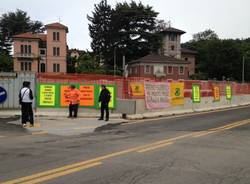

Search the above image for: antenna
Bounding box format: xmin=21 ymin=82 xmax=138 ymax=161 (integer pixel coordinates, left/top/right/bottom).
xmin=58 ymin=16 xmax=61 ymax=23
xmin=166 ymin=20 xmax=172 ymax=28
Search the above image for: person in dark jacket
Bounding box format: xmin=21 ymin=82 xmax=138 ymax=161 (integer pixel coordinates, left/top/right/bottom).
xmin=98 ymin=85 xmax=111 ymax=121
xmin=19 ymin=81 xmax=34 ymax=127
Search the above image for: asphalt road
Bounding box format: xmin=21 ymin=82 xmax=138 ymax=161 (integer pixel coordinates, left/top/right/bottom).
xmin=1 ymin=106 xmax=250 ymax=184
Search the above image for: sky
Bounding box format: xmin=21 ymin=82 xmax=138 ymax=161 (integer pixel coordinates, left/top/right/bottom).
xmin=1 ymin=0 xmax=250 ymax=50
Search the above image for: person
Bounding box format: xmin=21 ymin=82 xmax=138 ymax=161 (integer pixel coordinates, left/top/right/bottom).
xmin=98 ymin=85 xmax=111 ymax=121
xmin=66 ymin=85 xmax=80 ymax=118
xmin=19 ymin=81 xmax=34 ymax=127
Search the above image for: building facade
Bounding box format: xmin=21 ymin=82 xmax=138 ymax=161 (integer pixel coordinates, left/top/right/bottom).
xmin=128 ymin=27 xmax=196 ymax=79
xmin=13 ymin=22 xmax=68 ymax=73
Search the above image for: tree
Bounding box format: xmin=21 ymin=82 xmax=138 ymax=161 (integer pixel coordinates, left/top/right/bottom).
xmin=192 ymin=29 xmax=218 ymax=41
xmin=87 ymin=0 xmax=113 ymax=65
xmin=111 ymin=1 xmax=161 ymax=68
xmin=0 ymin=9 xmax=43 ymax=72
xmin=88 ymin=1 xmax=162 ymax=70
xmin=75 ymin=53 xmax=102 ymax=74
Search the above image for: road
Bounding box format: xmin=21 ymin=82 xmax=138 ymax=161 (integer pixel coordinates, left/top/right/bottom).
xmin=0 ymin=106 xmax=250 ymax=184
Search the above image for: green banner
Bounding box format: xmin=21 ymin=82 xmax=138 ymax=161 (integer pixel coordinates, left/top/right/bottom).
xmin=226 ymin=85 xmax=232 ymax=100
xmin=36 ymin=83 xmax=117 ymax=109
xmin=192 ymin=84 xmax=201 ymax=103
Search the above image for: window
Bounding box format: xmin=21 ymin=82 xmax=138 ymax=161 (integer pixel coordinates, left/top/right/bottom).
xmin=40 ymin=49 xmax=46 ymax=55
xmin=53 ymin=32 xmax=60 ymax=41
xmin=145 ymin=65 xmax=151 ymax=74
xmin=40 ymin=63 xmax=46 ymax=73
xmin=24 ymin=45 xmax=28 ymax=54
xmin=179 ymin=66 xmax=184 ymax=75
xmin=28 ymin=45 xmax=31 ymax=54
xmin=185 ymin=57 xmax=188 ymax=61
xmin=53 ymin=47 xmax=60 ymax=56
xmin=53 ymin=64 xmax=60 ymax=72
xmin=171 ymin=45 xmax=175 ymax=51
xmin=170 ymin=34 xmax=177 ymax=41
xmin=21 ymin=62 xmax=31 ymax=71
xmin=167 ymin=66 xmax=173 ymax=74
xmin=57 ymin=32 xmax=60 ymax=41
xmin=21 ymin=45 xmax=24 ymax=53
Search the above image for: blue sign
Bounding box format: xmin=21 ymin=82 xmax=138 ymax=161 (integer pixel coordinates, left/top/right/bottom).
xmin=0 ymin=86 xmax=7 ymax=103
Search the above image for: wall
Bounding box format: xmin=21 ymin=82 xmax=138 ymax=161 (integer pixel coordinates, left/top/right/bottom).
xmin=0 ymin=73 xmax=36 ymax=109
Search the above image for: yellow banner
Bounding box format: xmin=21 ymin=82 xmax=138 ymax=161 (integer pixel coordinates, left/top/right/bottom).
xmin=130 ymin=82 xmax=144 ymax=96
xmin=170 ymin=82 xmax=184 ymax=105
xmin=40 ymin=85 xmax=56 ymax=106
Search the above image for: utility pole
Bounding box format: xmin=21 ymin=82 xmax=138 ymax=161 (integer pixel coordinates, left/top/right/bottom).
xmin=242 ymin=55 xmax=245 ymax=83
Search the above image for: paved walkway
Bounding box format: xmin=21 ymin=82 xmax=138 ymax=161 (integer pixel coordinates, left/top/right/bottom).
xmin=8 ymin=117 xmax=128 ymax=136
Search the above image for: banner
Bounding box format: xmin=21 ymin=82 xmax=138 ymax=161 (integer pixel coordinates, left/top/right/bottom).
xmin=39 ymin=84 xmax=56 ymax=106
xmin=60 ymin=85 xmax=71 ymax=106
xmin=99 ymin=86 xmax=116 ymax=109
xmin=226 ymin=85 xmax=232 ymax=100
xmin=130 ymin=82 xmax=144 ymax=96
xmin=192 ymin=84 xmax=201 ymax=103
xmin=170 ymin=82 xmax=184 ymax=105
xmin=213 ymin=86 xmax=220 ymax=101
xmin=80 ymin=85 xmax=95 ymax=107
xmin=144 ymin=82 xmax=170 ymax=109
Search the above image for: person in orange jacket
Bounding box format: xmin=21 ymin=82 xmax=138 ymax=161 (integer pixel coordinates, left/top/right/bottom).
xmin=66 ymin=85 xmax=80 ymax=118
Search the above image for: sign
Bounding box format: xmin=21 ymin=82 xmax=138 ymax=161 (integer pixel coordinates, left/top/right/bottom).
xmin=144 ymin=82 xmax=170 ymax=109
xmin=99 ymin=86 xmax=115 ymax=109
xmin=226 ymin=85 xmax=232 ymax=100
xmin=60 ymin=85 xmax=71 ymax=107
xmin=213 ymin=86 xmax=220 ymax=101
xmin=39 ymin=84 xmax=56 ymax=106
xmin=170 ymin=82 xmax=184 ymax=105
xmin=130 ymin=82 xmax=144 ymax=96
xmin=80 ymin=85 xmax=95 ymax=107
xmin=0 ymin=86 xmax=7 ymax=103
xmin=192 ymin=84 xmax=201 ymax=103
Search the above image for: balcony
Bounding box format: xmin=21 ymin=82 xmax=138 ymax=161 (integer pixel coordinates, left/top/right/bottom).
xmin=14 ymin=53 xmax=37 ymax=59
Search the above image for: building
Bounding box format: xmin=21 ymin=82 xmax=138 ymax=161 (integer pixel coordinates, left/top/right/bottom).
xmin=128 ymin=27 xmax=197 ymax=79
xmin=13 ymin=22 xmax=68 ymax=73
xmin=68 ymin=49 xmax=85 ymax=59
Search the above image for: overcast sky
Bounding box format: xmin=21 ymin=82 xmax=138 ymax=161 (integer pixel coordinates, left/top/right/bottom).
xmin=1 ymin=0 xmax=250 ymax=50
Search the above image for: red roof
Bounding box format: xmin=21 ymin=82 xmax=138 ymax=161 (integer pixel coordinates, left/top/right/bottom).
xmin=45 ymin=22 xmax=68 ymax=33
xmin=13 ymin=32 xmax=47 ymax=41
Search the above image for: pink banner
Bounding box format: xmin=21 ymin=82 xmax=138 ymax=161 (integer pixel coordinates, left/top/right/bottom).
xmin=144 ymin=82 xmax=170 ymax=109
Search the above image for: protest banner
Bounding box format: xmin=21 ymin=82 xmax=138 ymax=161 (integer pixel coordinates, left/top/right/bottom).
xmin=170 ymin=82 xmax=184 ymax=105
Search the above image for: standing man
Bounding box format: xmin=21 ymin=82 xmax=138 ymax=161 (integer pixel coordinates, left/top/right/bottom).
xmin=66 ymin=85 xmax=80 ymax=118
xmin=19 ymin=81 xmax=34 ymax=127
xmin=98 ymin=85 xmax=111 ymax=121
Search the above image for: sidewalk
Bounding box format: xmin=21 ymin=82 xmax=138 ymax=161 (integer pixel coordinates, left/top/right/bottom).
xmin=7 ymin=117 xmax=128 ymax=136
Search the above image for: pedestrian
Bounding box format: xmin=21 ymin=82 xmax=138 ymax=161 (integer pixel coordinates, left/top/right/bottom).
xmin=98 ymin=85 xmax=111 ymax=121
xmin=66 ymin=85 xmax=80 ymax=118
xmin=19 ymin=81 xmax=34 ymax=127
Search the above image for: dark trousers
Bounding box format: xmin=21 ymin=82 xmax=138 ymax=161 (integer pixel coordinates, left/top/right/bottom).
xmin=69 ymin=104 xmax=79 ymax=117
xmin=100 ymin=102 xmax=109 ymax=120
xmin=21 ymin=103 xmax=34 ymax=125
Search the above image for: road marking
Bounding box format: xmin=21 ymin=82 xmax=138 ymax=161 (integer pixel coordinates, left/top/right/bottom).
xmin=31 ymin=131 xmax=48 ymax=135
xmin=19 ymin=162 xmax=102 ymax=184
xmin=193 ymin=119 xmax=250 ymax=138
xmin=123 ymin=105 xmax=250 ymax=126
xmin=2 ymin=118 xmax=250 ymax=184
xmin=137 ymin=142 xmax=173 ymax=153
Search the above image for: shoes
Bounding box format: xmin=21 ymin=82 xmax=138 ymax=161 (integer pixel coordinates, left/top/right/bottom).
xmin=98 ymin=118 xmax=103 ymax=120
xmin=29 ymin=124 xmax=34 ymax=127
xmin=22 ymin=124 xmax=27 ymax=127
xmin=105 ymin=119 xmax=109 ymax=121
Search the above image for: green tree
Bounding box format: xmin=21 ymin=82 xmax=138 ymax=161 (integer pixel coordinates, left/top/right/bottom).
xmin=87 ymin=0 xmax=113 ymax=65
xmin=111 ymin=1 xmax=161 ymax=68
xmin=88 ymin=1 xmax=162 ymax=70
xmin=75 ymin=53 xmax=102 ymax=74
